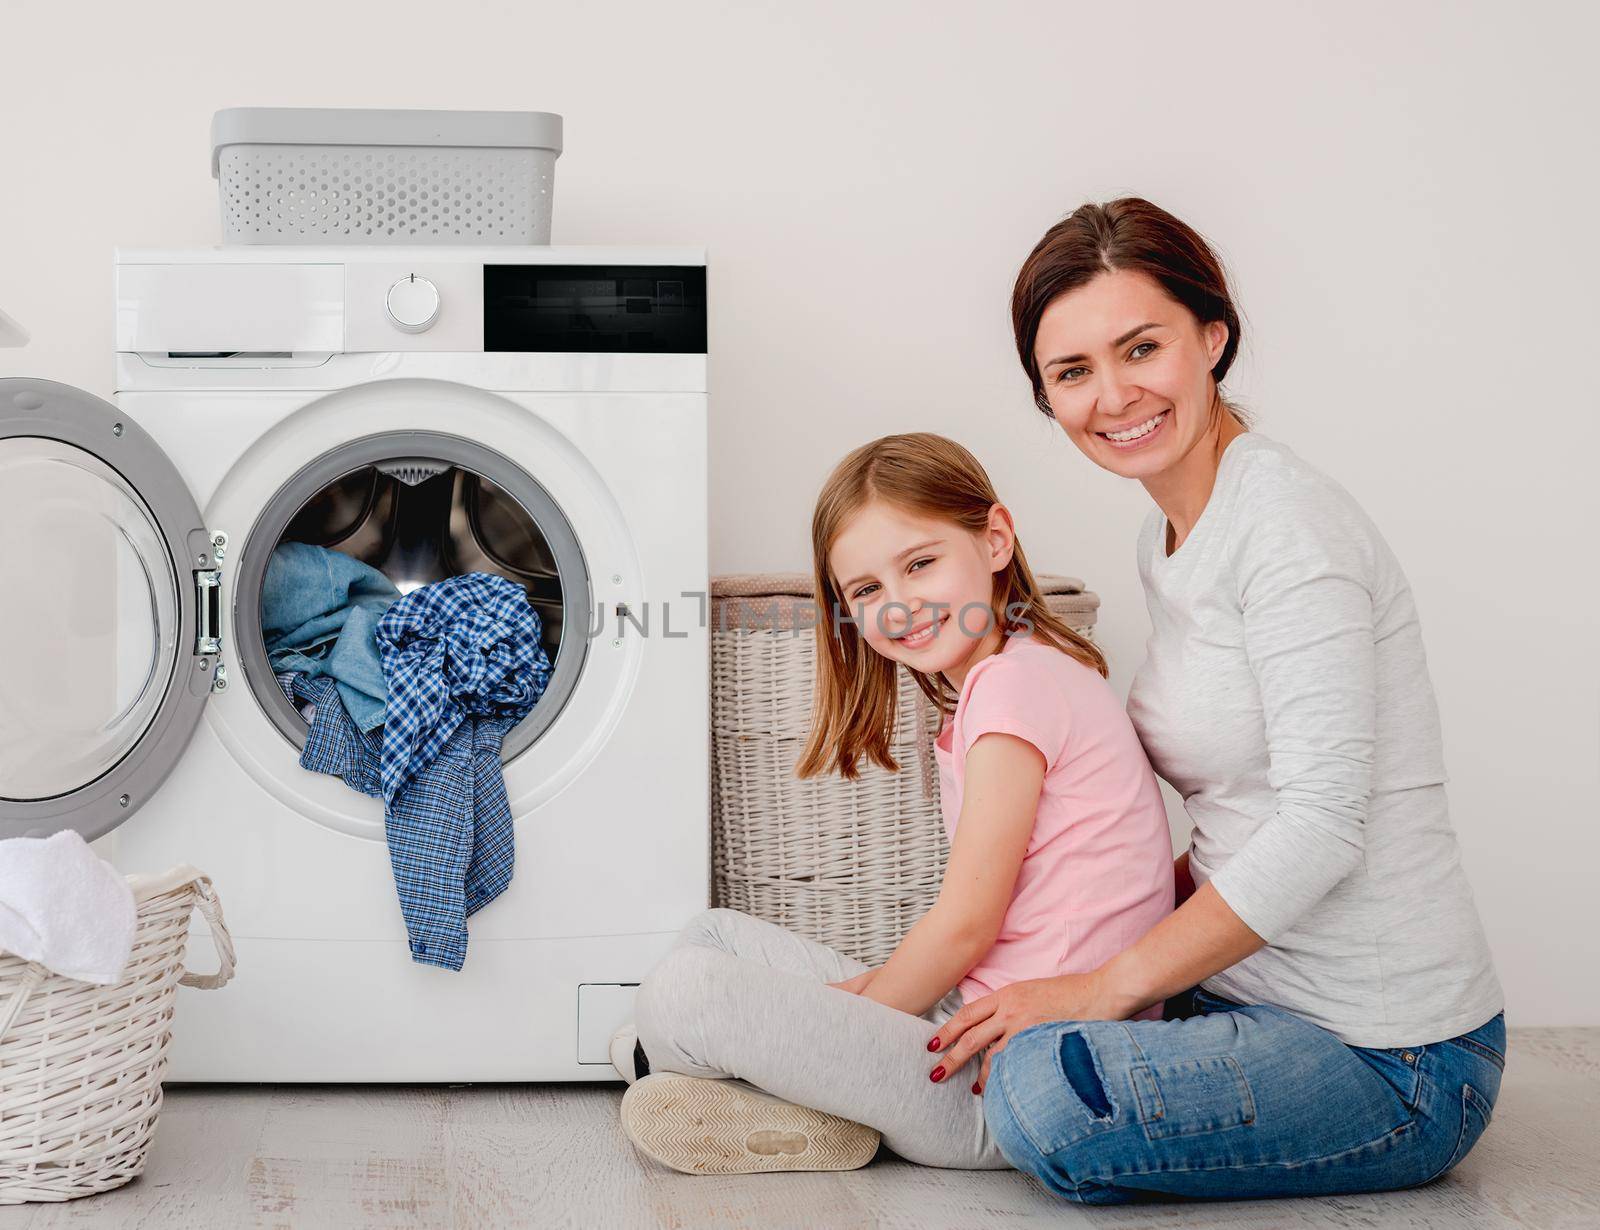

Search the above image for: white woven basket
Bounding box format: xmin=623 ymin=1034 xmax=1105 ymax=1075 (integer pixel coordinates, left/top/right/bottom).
xmin=0 ymin=868 xmax=236 ymax=1204
xmin=710 ymin=574 xmax=1099 ymax=965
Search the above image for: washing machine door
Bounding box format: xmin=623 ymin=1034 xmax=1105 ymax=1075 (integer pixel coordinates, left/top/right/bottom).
xmin=0 ymin=378 xmax=217 ymax=840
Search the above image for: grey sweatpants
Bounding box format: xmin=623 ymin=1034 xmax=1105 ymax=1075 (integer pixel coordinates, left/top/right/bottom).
xmin=633 ymin=908 xmax=1007 ymax=1169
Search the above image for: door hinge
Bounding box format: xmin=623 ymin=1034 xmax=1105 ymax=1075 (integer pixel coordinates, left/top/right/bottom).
xmin=194 ymin=568 xmax=222 ymax=656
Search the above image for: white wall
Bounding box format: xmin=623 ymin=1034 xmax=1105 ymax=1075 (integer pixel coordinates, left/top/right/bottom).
xmin=3 ymin=0 xmax=1594 ymax=1025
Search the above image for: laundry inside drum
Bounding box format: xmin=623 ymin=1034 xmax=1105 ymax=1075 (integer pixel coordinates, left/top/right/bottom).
xmin=274 ymin=460 xmax=566 ymax=669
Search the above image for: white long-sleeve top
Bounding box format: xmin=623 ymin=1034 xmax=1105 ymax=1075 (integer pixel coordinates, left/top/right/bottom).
xmin=1126 ymin=432 xmax=1503 ymax=1047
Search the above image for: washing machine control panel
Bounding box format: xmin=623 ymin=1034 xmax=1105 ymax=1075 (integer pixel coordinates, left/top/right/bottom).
xmin=386 ymin=275 xmax=441 ymax=333
xmin=483 ymin=265 xmax=707 ymax=353
xmin=121 ymin=254 xmax=711 ymax=355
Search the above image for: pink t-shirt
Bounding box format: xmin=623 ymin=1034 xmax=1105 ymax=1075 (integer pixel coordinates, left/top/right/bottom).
xmin=934 ymin=632 xmax=1174 ymax=1013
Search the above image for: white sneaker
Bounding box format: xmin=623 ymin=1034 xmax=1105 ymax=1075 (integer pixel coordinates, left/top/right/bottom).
xmin=610 ymin=1023 xmax=648 ymax=1085
xmin=620 ymin=1073 xmax=880 ymax=1175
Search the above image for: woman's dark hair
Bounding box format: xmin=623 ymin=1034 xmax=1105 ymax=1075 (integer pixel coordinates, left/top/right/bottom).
xmin=1011 ymin=197 xmax=1246 ymax=420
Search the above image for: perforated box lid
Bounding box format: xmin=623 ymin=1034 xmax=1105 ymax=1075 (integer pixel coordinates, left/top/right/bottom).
xmin=210 ymin=107 xmax=564 ymax=176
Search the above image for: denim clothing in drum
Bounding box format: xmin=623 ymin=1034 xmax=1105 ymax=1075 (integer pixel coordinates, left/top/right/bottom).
xmin=263 ymin=543 xmax=399 ymax=733
xmin=985 ymin=987 xmax=1506 ymax=1204
xmin=374 ymin=574 xmax=552 ymax=971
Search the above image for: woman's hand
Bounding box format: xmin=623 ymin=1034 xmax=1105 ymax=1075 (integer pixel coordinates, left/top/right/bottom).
xmin=926 ymin=969 xmax=1123 ymax=1094
xmin=929 ymin=883 xmax=1268 ymax=1093
xmin=828 ymin=968 xmax=878 ymax=995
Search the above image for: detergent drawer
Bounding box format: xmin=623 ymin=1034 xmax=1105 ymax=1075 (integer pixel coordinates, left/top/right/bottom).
xmin=116 ymin=262 xmax=344 ymax=354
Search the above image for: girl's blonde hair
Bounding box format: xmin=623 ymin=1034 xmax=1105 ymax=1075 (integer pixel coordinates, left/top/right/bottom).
xmin=795 ymin=432 xmax=1106 ymax=782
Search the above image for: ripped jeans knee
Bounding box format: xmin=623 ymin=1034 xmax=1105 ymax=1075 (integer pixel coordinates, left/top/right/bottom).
xmin=985 ymin=1019 xmax=1169 ymax=1204
xmin=1057 ymin=1030 xmax=1115 ymax=1120
xmin=986 ymin=1022 xmax=1127 ymax=1176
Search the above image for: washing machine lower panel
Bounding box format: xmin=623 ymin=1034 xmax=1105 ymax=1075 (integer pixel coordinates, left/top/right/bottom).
xmin=164 ymin=932 xmax=673 ymax=1082
xmin=109 ymin=639 xmax=708 ymax=1081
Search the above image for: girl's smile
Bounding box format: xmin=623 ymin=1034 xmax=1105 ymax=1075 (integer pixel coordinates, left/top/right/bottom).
xmin=895 ymin=613 xmax=945 ymax=649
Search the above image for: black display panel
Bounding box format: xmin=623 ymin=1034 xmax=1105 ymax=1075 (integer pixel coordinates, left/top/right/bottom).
xmin=484 ymin=265 xmax=707 ymax=353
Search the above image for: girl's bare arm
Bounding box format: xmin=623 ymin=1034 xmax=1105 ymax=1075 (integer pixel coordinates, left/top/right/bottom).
xmin=860 ymin=733 xmax=1043 ymax=1016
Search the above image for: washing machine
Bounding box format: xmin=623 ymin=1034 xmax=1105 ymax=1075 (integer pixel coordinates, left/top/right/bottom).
xmin=0 ymin=246 xmax=710 ymax=1081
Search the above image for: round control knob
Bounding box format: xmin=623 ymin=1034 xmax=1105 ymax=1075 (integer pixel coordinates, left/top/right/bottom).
xmin=387 ymin=275 xmax=440 ymax=333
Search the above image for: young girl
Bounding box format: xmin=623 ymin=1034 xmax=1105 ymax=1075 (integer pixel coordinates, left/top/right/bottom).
xmin=616 ymin=432 xmax=1174 ymax=1174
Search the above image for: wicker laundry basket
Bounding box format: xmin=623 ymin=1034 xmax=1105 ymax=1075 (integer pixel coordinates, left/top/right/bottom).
xmin=0 ymin=868 xmax=236 ymax=1204
xmin=710 ymin=573 xmax=1098 ymax=965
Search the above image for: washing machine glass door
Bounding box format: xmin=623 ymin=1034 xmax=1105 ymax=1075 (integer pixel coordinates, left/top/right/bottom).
xmin=0 ymin=378 xmax=215 ymax=840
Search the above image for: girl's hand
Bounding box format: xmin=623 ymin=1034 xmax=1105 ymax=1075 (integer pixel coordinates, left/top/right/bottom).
xmin=1174 ymin=850 xmax=1196 ymax=907
xmin=828 ymin=968 xmax=878 ymax=995
xmin=927 ymin=969 xmax=1118 ymax=1093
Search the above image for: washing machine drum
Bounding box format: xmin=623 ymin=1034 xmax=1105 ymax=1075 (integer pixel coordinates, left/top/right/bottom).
xmin=280 ymin=461 xmax=566 ymax=646
xmin=0 ymin=383 xmax=590 ymax=840
xmin=234 ymin=432 xmax=591 ymax=761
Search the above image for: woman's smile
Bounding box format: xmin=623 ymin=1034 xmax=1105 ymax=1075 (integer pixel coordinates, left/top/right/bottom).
xmin=1098 ymin=408 xmax=1170 ymax=449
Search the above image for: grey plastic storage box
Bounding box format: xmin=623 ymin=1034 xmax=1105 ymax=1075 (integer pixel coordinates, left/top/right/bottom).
xmin=210 ymin=108 xmax=563 ymax=245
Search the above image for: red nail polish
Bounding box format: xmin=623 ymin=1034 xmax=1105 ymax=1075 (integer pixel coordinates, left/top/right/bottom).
xmin=930 ymin=1066 xmax=946 ymax=1083
xmin=971 ymin=1082 xmax=982 ymax=1095
xmin=927 ymin=1037 xmax=942 ymax=1052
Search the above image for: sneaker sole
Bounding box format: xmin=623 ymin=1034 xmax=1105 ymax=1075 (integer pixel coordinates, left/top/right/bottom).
xmin=620 ymin=1074 xmax=880 ymax=1175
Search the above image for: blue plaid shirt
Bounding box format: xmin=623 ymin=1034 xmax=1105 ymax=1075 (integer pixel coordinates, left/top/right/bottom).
xmin=279 ymin=573 xmax=551 ymax=971
xmin=376 ymin=574 xmax=551 ymax=806
xmin=375 ymin=574 xmax=551 ymax=970
xmin=276 ymin=672 xmax=382 ymax=799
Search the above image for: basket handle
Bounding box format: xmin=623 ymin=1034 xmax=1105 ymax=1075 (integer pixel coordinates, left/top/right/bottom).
xmin=179 ymin=878 xmax=237 ymax=990
xmin=0 ymin=963 xmax=46 ymax=1043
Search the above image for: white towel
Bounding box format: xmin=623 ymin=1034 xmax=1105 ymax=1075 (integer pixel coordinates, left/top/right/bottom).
xmin=0 ymin=830 xmax=137 ymax=984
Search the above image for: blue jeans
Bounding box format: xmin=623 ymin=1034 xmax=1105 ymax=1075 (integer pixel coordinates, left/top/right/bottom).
xmin=984 ymin=987 xmax=1506 ymax=1203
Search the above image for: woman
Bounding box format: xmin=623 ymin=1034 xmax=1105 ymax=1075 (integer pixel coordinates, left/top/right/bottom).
xmin=928 ymin=198 xmax=1506 ymax=1203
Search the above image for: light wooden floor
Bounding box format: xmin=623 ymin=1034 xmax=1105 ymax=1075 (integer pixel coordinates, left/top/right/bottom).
xmin=2 ymin=1028 xmax=1595 ymax=1229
